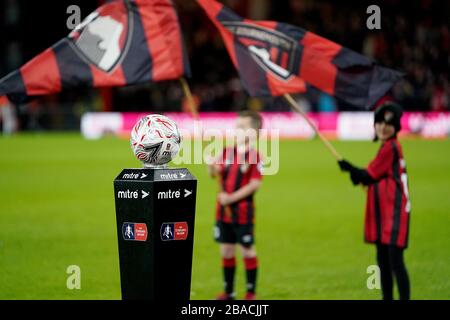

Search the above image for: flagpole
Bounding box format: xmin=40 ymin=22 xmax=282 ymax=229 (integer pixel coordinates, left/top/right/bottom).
xmin=283 ymin=93 xmax=343 ymax=161
xmin=179 ymin=77 xmax=199 ymax=119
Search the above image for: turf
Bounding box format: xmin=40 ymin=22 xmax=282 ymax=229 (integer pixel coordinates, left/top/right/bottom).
xmin=0 ymin=134 xmax=449 ymax=299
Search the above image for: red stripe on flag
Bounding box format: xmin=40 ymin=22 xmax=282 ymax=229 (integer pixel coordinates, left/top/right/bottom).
xmin=266 ymin=72 xmax=307 ymax=96
xmin=20 ymin=48 xmax=61 ymax=95
xmin=135 ymin=0 xmax=183 ymax=81
xmin=270 ymin=47 xmax=279 ymax=63
xmin=254 ymin=20 xmax=278 ymax=30
xmin=197 ymin=0 xmax=223 ymax=17
xmin=280 ymin=52 xmax=288 ymax=69
xmin=0 ymin=95 xmax=8 ymax=105
xmin=90 ymin=65 xmax=126 ymax=87
xmin=222 ymin=31 xmax=238 ymax=67
xmin=240 ymin=38 xmax=266 ymax=48
xmin=300 ymin=32 xmax=341 ymax=95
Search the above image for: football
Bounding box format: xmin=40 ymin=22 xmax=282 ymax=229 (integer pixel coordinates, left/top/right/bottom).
xmin=130 ymin=114 xmax=181 ymax=167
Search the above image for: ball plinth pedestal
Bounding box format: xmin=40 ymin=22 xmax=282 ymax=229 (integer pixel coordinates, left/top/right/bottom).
xmin=113 ymin=167 xmax=197 ymax=300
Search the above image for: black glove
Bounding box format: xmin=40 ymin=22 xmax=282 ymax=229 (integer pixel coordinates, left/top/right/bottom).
xmin=339 ymin=159 xmax=376 ymax=186
xmin=350 ymin=168 xmax=376 ymax=186
xmin=350 ymin=170 xmax=362 ymax=185
xmin=338 ymin=159 xmax=355 ymax=172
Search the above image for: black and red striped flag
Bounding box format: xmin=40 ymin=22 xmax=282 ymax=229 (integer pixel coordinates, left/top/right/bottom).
xmin=197 ymin=0 xmax=404 ymax=109
xmin=0 ymin=0 xmax=190 ymax=103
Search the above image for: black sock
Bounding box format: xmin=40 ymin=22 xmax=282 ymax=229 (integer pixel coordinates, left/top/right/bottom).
xmin=376 ymin=244 xmax=393 ymax=300
xmin=223 ymin=257 xmax=236 ymax=295
xmin=244 ymin=257 xmax=258 ymax=294
xmin=389 ymin=246 xmax=410 ymax=300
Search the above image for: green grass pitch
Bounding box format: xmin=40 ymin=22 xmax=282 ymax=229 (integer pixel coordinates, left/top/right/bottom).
xmin=0 ymin=134 xmax=449 ymax=299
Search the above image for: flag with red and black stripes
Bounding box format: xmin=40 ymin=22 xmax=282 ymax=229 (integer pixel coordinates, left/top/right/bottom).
xmin=197 ymin=0 xmax=404 ymax=109
xmin=0 ymin=0 xmax=190 ymax=103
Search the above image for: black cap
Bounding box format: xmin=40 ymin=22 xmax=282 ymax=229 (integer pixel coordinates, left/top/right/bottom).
xmin=374 ymin=102 xmax=403 ymax=132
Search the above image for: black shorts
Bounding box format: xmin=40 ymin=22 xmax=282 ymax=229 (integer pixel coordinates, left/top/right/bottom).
xmin=214 ymin=222 xmax=254 ymax=247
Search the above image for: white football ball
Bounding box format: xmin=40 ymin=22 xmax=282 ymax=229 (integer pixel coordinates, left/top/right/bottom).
xmin=130 ymin=114 xmax=181 ymax=167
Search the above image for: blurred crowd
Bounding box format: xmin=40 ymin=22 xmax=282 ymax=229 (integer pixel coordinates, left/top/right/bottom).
xmin=0 ymin=0 xmax=449 ymax=132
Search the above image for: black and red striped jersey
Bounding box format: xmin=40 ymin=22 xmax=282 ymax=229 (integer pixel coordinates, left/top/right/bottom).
xmin=365 ymin=138 xmax=411 ymax=248
xmin=215 ymin=146 xmax=263 ymax=225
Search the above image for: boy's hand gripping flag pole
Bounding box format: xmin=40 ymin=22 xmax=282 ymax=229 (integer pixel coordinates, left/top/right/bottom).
xmin=283 ymin=93 xmax=343 ymax=161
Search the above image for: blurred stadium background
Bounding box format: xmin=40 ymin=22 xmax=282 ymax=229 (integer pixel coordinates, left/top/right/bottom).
xmin=0 ymin=0 xmax=449 ymax=299
xmin=0 ymin=0 xmax=448 ymax=128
